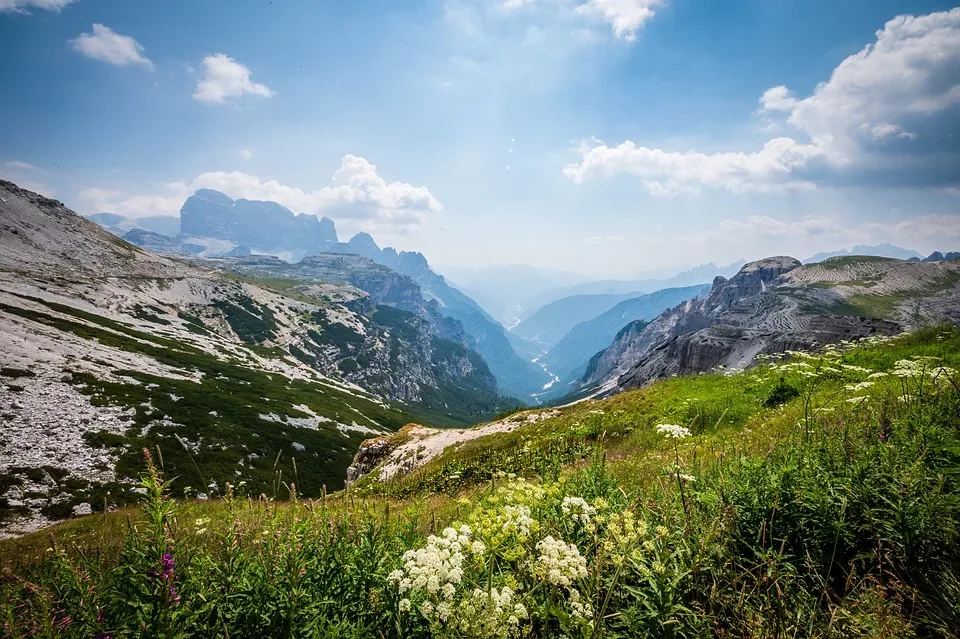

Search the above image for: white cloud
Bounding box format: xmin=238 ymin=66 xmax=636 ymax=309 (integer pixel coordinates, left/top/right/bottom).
xmin=583 ymin=235 xmax=623 ymax=244
xmin=0 ymin=0 xmax=76 ymax=13
xmin=501 ymin=0 xmax=534 ymax=9
xmin=564 ymin=136 xmax=823 ymax=194
xmin=70 ymin=24 xmax=153 ymax=69
xmin=858 ymin=122 xmax=916 ymax=141
xmin=78 ymin=185 xmax=190 ymax=218
xmin=764 ymin=8 xmax=960 ymax=159
xmin=77 ymin=155 xmax=441 ymax=235
xmin=239 ymin=149 xmax=254 ymax=160
xmin=574 ymin=0 xmax=663 ymax=42
xmin=193 ymin=54 xmax=274 ymax=104
xmin=568 ymin=8 xmax=960 ymax=194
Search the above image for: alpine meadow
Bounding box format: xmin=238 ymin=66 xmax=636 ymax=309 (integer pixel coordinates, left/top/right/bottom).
xmin=2 ymin=1 xmax=960 ymax=638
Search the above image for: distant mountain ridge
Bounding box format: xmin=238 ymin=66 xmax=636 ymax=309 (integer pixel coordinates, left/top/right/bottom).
xmin=539 ymin=283 xmax=712 ymax=393
xmin=181 ymin=189 xmax=338 ymax=256
xmin=519 ymin=260 xmax=745 ymax=325
xmin=108 ymin=189 xmax=551 ymax=401
xmin=802 ymin=243 xmax=923 ymax=263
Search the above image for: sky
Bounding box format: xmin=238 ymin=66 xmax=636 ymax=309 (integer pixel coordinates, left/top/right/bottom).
xmin=1 ymin=0 xmax=959 ymax=278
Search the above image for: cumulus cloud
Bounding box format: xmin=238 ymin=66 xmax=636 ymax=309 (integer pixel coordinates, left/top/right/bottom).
xmin=70 ymin=24 xmax=153 ymax=69
xmin=77 ymin=155 xmax=442 ymax=235
xmin=0 ymin=0 xmax=76 ymax=13
xmin=192 ymin=54 xmax=274 ymax=104
xmin=239 ymin=149 xmax=254 ymax=160
xmin=563 ymin=136 xmax=823 ymax=194
xmin=574 ymin=0 xmax=663 ymax=42
xmin=568 ymin=8 xmax=960 ymax=194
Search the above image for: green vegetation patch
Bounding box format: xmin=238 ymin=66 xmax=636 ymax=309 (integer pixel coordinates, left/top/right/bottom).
xmin=212 ymin=294 xmax=278 ymax=343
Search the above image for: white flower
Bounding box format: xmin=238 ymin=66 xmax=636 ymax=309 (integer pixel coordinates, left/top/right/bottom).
xmin=535 ymin=536 xmax=588 ymax=587
xmin=561 ymin=496 xmax=596 ymax=527
xmin=655 ymin=424 xmax=692 ymax=439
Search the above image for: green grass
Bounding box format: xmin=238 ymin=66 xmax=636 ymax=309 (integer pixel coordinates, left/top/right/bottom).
xmin=2 ymin=327 xmax=960 ymax=638
xmin=4 ymin=319 xmax=960 ymax=638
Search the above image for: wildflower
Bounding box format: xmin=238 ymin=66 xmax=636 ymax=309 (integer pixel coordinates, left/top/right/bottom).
xmin=561 ymin=496 xmax=596 ymax=528
xmin=457 ymin=587 xmax=527 ymax=638
xmin=655 ymin=424 xmax=692 ymax=439
xmin=535 ymin=536 xmax=588 ymax=587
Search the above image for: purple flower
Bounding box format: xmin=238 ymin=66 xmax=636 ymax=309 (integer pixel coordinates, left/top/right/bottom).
xmin=160 ymin=553 xmax=175 ymax=579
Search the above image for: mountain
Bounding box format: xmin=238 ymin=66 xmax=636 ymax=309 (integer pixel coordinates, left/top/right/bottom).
xmin=539 ymin=283 xmax=711 ymax=386
xmin=576 ymin=255 xmax=960 ymax=396
xmin=88 ymin=212 xmax=181 ymax=238
xmin=522 ymin=260 xmax=745 ymax=321
xmin=917 ymin=251 xmax=960 ymax=262
xmin=0 ymin=180 xmax=515 ymax=536
xmin=180 ymin=189 xmax=338 ymax=257
xmin=322 ymin=232 xmax=553 ymax=399
xmin=511 ymin=292 xmax=641 ymax=348
xmin=441 ymin=264 xmax=587 ymax=326
xmin=802 ymin=243 xmax=923 ymax=263
xmin=112 ymin=189 xmax=549 ymax=401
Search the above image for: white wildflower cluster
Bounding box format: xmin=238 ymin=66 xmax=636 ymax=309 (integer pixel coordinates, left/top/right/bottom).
xmin=568 ymin=587 xmax=594 ymax=623
xmin=891 ymin=358 xmax=956 ymax=385
xmin=501 ymin=505 xmax=535 ymax=537
xmin=388 ymin=525 xmax=481 ymax=622
xmin=456 ymin=587 xmax=528 ymax=638
xmin=534 ymin=536 xmax=588 ymax=586
xmin=561 ymin=496 xmax=596 ymax=528
xmin=844 ymin=381 xmax=874 ymax=392
xmin=655 ymin=424 xmax=692 ymax=439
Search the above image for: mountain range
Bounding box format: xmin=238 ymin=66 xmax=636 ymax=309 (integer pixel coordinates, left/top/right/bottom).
xmin=100 ymin=189 xmax=553 ymax=400
xmin=0 ymin=180 xmax=517 ymax=536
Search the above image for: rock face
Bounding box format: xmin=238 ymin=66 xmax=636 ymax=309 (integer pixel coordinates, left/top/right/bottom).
xmin=180 ymin=189 xmax=338 ymax=253
xmin=577 ymin=255 xmax=960 ymax=395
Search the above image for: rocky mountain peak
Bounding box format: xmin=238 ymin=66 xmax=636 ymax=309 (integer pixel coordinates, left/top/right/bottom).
xmin=703 ymin=256 xmax=800 ymax=309
xmin=180 ymin=189 xmax=339 ymax=252
xmin=347 ymin=232 xmax=380 ymax=254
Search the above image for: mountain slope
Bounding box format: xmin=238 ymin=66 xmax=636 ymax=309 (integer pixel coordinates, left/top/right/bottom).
xmin=329 ymin=232 xmax=552 ymax=399
xmin=541 ymin=283 xmax=711 ymax=383
xmin=576 ymin=255 xmax=960 ymax=396
xmin=511 ymin=292 xmax=640 ymax=347
xmin=523 ymin=260 xmax=745 ymax=313
xmin=0 ymin=181 xmax=511 ymax=536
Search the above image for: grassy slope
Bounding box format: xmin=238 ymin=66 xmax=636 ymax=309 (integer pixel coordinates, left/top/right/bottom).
xmin=0 ymin=291 xmax=414 ymax=517
xmin=2 ymin=326 xmax=959 ymax=637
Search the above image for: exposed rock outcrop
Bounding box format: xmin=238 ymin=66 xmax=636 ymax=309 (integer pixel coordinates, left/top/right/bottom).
xmin=577 ymin=255 xmax=960 ymax=396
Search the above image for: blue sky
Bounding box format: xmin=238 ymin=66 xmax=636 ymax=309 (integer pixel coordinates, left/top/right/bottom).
xmin=1 ymin=0 xmax=958 ymax=277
